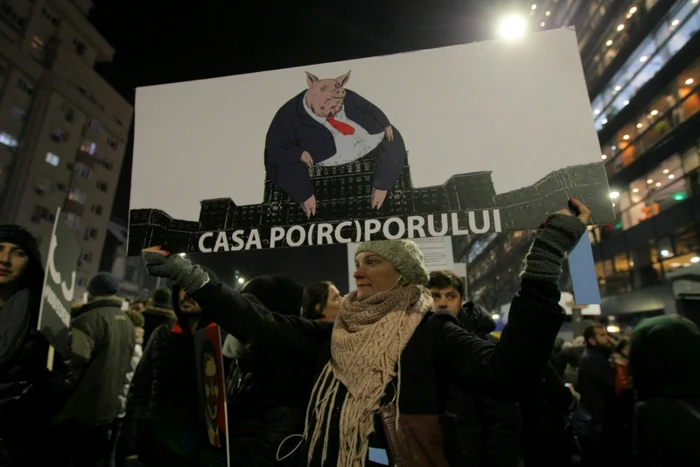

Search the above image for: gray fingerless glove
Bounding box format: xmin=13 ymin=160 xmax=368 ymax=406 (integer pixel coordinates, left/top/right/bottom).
xmin=142 ymin=252 xmax=210 ymax=294
xmin=520 ymin=214 xmax=587 ymax=285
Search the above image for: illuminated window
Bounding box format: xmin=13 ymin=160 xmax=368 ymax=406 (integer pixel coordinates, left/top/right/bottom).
xmin=45 ymin=152 xmax=60 ymax=167
xmin=68 ymin=187 xmax=87 ymax=204
xmin=80 ymin=139 xmax=97 ymax=155
xmin=31 ymin=36 xmax=44 ymax=50
xmin=0 ymin=132 xmax=18 ymax=147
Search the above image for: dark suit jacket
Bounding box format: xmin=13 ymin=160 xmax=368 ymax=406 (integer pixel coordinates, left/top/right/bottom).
xmin=264 ymin=89 xmax=391 ymax=204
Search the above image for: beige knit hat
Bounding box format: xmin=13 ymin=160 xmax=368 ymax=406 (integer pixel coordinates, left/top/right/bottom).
xmin=355 ymin=239 xmax=430 ymax=286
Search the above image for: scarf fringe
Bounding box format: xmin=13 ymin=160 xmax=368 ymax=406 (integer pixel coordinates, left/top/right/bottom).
xmin=302 ymin=285 xmax=432 ymax=466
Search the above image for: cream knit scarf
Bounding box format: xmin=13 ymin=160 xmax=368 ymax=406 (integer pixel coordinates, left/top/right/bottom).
xmin=304 ymin=284 xmax=432 ymax=466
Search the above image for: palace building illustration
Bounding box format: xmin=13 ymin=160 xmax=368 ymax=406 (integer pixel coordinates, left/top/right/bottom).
xmin=127 ymin=154 xmax=610 ymax=255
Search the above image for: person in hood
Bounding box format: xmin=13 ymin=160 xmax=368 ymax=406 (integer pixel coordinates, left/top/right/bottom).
xmin=0 ymin=225 xmax=71 ymax=467
xmin=141 ymin=287 xmax=176 ymax=346
xmin=50 ymin=272 xmax=135 ymax=466
xmin=429 ymin=270 xmax=522 ymax=467
xmin=630 ymin=315 xmax=700 ymax=466
xmin=117 ymin=267 xmax=221 ymax=467
xmin=222 ymin=275 xmax=310 ymax=466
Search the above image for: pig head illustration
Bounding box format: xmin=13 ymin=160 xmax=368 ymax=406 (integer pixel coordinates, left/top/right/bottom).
xmin=264 ymin=70 xmax=407 ymax=217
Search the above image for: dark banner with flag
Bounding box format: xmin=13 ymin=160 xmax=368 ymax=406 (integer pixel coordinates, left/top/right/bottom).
xmin=38 ymin=208 xmax=80 ymax=358
xmin=194 ymin=324 xmax=230 ymax=467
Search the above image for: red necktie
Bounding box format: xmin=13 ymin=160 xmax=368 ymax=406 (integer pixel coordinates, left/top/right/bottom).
xmin=327 ymin=115 xmax=355 ymax=135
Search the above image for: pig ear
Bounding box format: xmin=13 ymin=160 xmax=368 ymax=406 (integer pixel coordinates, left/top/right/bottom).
xmin=336 ymin=70 xmax=351 ymax=87
xmin=306 ymin=72 xmax=319 ymax=88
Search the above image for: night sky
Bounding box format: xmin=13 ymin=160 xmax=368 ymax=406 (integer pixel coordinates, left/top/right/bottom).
xmin=88 ymin=0 xmax=521 ymax=288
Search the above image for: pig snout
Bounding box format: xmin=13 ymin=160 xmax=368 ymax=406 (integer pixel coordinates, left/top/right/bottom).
xmin=332 ymin=88 xmax=346 ymax=98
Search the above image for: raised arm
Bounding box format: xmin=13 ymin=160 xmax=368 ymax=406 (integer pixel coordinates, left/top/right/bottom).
xmin=141 ymin=249 xmax=331 ymax=357
xmin=441 ymin=203 xmax=589 ymax=398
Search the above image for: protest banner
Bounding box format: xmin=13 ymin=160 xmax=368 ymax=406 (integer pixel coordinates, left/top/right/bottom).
xmin=194 ymin=325 xmax=230 ymax=467
xmin=39 ymin=207 xmax=80 ymax=361
xmin=127 ymin=28 xmax=613 ymax=257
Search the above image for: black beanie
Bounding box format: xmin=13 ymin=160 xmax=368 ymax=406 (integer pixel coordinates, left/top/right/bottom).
xmin=240 ymin=275 xmax=303 ymax=316
xmin=0 ymin=224 xmax=42 ymax=264
xmin=87 ymin=272 xmax=120 ymax=297
xmin=152 ymin=287 xmax=172 ymax=308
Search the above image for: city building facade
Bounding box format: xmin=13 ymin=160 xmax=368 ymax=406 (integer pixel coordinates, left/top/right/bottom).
xmin=462 ymin=0 xmax=700 ymax=322
xmin=0 ymin=0 xmax=133 ymax=297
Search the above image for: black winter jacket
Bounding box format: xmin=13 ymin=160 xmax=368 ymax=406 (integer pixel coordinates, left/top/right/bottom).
xmin=447 ymin=303 xmax=522 ymax=467
xmin=0 ymin=253 xmax=71 ymax=466
xmin=223 ymin=281 xmax=308 ymax=467
xmin=226 ymin=349 xmax=309 ymax=466
xmin=118 ymin=285 xmax=216 ymax=467
xmin=193 ymin=277 xmax=564 ymax=466
xmin=520 ymin=362 xmax=576 ymax=467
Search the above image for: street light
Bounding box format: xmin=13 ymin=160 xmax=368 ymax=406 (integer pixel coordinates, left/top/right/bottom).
xmin=498 ymin=15 xmax=527 ymax=40
xmin=238 ymin=277 xmax=245 ymax=284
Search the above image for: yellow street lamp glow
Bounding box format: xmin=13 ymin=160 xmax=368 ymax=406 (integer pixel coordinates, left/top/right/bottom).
xmin=498 ymin=15 xmax=527 ymax=39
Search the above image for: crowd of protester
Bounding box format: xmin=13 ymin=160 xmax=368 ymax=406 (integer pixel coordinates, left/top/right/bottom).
xmin=1 ymin=199 xmax=699 ymax=467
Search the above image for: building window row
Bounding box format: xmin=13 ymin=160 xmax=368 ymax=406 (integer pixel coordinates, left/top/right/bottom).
xmin=575 ymin=0 xmax=619 ymax=50
xmin=591 ymin=0 xmax=700 ymax=129
xmin=593 ymin=141 xmax=700 ymax=242
xmin=586 ymin=2 xmax=653 ymax=84
xmin=601 ymin=55 xmax=700 ymax=173
xmin=595 ymin=222 xmax=699 ymax=296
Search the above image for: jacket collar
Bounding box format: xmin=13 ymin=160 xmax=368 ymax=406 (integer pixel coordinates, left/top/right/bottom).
xmin=73 ymin=296 xmax=124 ymax=318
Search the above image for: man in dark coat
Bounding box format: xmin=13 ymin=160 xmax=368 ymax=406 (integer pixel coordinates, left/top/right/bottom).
xmin=222 ymin=275 xmax=309 ymax=466
xmin=577 ymin=323 xmax=615 ymax=465
xmin=118 ymin=268 xmax=221 ymax=467
xmin=52 ymin=272 xmax=135 ymax=466
xmin=428 ymin=270 xmax=522 ymax=467
xmin=0 ymin=225 xmax=71 ymax=466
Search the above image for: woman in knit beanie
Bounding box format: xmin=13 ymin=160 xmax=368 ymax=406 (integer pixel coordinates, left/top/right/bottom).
xmin=142 ymin=198 xmax=592 ymax=466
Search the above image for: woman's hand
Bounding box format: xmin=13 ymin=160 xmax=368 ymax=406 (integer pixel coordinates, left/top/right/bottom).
xmin=141 ymin=246 xmax=174 ymax=279
xmin=554 ymin=197 xmax=592 ymax=225
xmin=141 ymin=247 xmax=210 ymax=293
xmin=522 ymin=198 xmax=592 ymax=285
